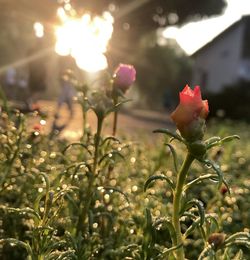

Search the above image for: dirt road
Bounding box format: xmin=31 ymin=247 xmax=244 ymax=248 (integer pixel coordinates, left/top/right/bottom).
xmin=32 ymin=101 xmax=174 ymax=140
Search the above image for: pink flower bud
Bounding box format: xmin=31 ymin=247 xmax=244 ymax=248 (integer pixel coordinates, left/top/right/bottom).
xmin=113 ymin=64 xmax=136 ymax=92
xmin=171 ymin=85 xmax=209 ymax=141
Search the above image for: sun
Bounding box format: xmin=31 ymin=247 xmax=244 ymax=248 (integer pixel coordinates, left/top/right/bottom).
xmin=55 ymin=7 xmax=114 ymax=73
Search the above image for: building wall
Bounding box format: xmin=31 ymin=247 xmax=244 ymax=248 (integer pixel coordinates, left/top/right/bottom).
xmin=192 ymin=22 xmax=245 ymax=93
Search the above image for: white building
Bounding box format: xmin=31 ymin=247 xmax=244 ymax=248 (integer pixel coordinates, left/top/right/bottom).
xmin=192 ymin=15 xmax=250 ymax=93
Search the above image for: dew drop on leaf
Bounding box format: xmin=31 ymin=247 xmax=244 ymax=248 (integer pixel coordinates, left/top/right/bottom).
xmin=132 ymin=185 xmax=138 ymax=192
xmin=205 ymin=163 xmax=212 ymax=169
xmin=40 ymin=119 xmax=46 ymax=125
xmin=130 ymin=157 xmax=136 ymax=163
xmin=93 ymin=223 xmax=98 ymax=228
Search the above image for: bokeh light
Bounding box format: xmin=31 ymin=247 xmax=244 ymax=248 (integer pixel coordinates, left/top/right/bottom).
xmin=33 ymin=22 xmax=44 ymax=38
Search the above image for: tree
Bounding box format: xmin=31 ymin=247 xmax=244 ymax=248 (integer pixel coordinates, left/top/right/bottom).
xmin=134 ymin=32 xmax=192 ymax=109
xmin=74 ymin=0 xmax=227 ymax=64
xmin=74 ymin=0 xmax=226 ymax=29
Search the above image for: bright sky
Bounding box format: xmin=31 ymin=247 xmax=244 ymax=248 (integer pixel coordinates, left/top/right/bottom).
xmin=163 ymin=0 xmax=250 ymax=55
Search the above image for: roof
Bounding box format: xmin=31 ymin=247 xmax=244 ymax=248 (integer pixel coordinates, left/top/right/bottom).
xmin=191 ymin=15 xmax=250 ymax=57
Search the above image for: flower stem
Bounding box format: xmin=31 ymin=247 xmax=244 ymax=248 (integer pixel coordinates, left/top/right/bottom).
xmin=112 ymin=96 xmax=118 ymax=136
xmin=77 ymin=116 xmax=103 ymax=236
xmin=82 ymin=107 xmax=87 ymax=141
xmin=172 ymin=153 xmax=194 ymax=260
xmin=93 ymin=116 xmax=103 ymax=174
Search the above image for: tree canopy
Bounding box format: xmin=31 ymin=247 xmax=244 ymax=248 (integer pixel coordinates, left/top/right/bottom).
xmin=74 ymin=0 xmax=226 ymax=27
xmin=1 ymin=0 xmax=226 ymax=41
xmin=74 ymin=0 xmax=227 ymax=60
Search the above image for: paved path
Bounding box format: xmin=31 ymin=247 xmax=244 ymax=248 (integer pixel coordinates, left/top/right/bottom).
xmin=31 ymin=100 xmax=174 ymax=140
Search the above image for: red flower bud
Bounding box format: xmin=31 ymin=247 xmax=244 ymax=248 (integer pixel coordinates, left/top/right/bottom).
xmin=171 ymin=85 xmax=209 ymax=141
xmin=220 ymin=185 xmax=228 ymax=195
xmin=33 ymin=124 xmax=41 ymax=131
xmin=113 ymin=64 xmax=136 ymax=92
xmin=208 ymin=233 xmax=225 ymax=250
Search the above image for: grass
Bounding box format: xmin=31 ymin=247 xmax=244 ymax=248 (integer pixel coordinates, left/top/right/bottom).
xmin=0 ymin=108 xmax=250 ymax=259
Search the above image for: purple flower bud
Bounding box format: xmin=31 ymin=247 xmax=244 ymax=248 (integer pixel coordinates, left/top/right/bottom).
xmin=113 ymin=64 xmax=136 ymax=92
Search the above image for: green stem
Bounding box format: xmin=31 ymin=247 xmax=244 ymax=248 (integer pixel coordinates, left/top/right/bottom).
xmin=82 ymin=107 xmax=87 ymax=141
xmin=32 ymin=255 xmax=44 ymax=260
xmin=93 ymin=116 xmax=103 ymax=174
xmin=77 ymin=116 xmax=103 ymax=236
xmin=172 ymin=153 xmax=194 ymax=260
xmin=112 ymin=110 xmax=118 ymax=136
xmin=112 ymin=96 xmax=118 ymax=136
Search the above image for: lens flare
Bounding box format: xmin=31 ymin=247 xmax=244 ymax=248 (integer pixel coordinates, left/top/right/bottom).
xmin=55 ymin=8 xmax=114 ymax=72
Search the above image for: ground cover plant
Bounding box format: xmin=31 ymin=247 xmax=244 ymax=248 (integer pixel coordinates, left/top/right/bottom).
xmin=0 ymin=65 xmax=250 ymax=259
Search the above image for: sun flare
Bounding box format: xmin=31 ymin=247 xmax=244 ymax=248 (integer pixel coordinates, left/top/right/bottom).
xmin=55 ymin=7 xmax=114 ymax=73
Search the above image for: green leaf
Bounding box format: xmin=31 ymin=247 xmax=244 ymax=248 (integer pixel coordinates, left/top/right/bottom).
xmin=184 ymin=199 xmax=205 ymax=227
xmin=153 ymin=217 xmax=177 ymax=245
xmin=158 ymin=243 xmax=183 ymax=259
xmin=232 ymin=249 xmax=244 ymax=260
xmin=206 ymin=135 xmax=240 ymax=150
xmin=39 ymin=172 xmax=50 ymax=194
xmin=206 ymin=215 xmax=220 ymax=234
xmin=225 ymin=240 xmax=250 ymax=249
xmin=145 ymin=207 xmax=153 ymax=232
xmin=98 ymin=151 xmax=125 ymax=165
xmin=63 ymin=163 xmax=92 ymax=179
xmin=225 ymin=232 xmax=250 ymax=244
xmin=184 ymin=213 xmax=218 ymax=239
xmin=34 ymin=192 xmax=45 ymax=214
xmin=205 ymin=136 xmax=221 ymax=146
xmin=184 ymin=218 xmax=201 ymax=239
xmin=46 ymin=240 xmax=68 ymax=252
xmin=102 ymin=136 xmax=121 ymax=146
xmin=184 ymin=174 xmax=218 ymax=192
xmin=202 ymin=159 xmax=224 ymax=189
xmin=65 ymin=193 xmax=79 ymax=211
xmin=144 ymin=174 xmax=175 ymax=192
xmin=206 ymin=163 xmax=231 ymax=194
xmin=53 ymin=186 xmax=79 ymax=203
xmin=94 ymin=211 xmax=114 ymax=229
xmin=88 ymin=210 xmax=94 ymax=233
xmin=0 ymin=238 xmax=33 ymax=256
xmin=54 ymin=249 xmax=76 ymax=260
xmin=97 ymin=186 xmax=130 ymax=204
xmin=165 ymin=143 xmax=179 ymax=173
xmin=63 ymin=142 xmax=92 ymax=155
xmin=73 ymin=163 xmax=91 ymax=178
xmin=153 ymin=128 xmax=185 ymax=143
xmin=221 ymin=135 xmax=240 ymax=144
xmin=142 ymin=208 xmax=155 ymax=259
xmin=1 ymin=206 xmax=41 ymax=221
xmin=222 ymin=248 xmax=231 ymax=260
xmin=198 ymin=245 xmax=214 ymax=260
xmin=106 ymin=99 xmax=132 ymax=115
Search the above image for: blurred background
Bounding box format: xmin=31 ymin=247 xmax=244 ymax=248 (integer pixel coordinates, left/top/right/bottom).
xmin=0 ymin=0 xmax=250 ymax=120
